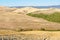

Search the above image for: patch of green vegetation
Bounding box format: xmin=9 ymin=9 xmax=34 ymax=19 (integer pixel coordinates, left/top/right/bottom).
xmin=27 ymin=12 xmax=60 ymax=23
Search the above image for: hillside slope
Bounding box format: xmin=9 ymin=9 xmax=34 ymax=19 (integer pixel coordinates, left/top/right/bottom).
xmin=0 ymin=7 xmax=60 ymax=31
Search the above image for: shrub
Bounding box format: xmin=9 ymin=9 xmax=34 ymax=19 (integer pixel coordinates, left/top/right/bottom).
xmin=41 ymin=28 xmax=45 ymax=31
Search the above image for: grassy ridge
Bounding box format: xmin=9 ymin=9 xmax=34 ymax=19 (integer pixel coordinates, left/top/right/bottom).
xmin=27 ymin=12 xmax=60 ymax=23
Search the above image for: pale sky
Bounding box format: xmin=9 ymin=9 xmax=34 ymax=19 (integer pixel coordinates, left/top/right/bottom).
xmin=0 ymin=0 xmax=60 ymax=6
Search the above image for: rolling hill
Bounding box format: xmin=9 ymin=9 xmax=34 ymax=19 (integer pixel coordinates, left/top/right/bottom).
xmin=0 ymin=6 xmax=60 ymax=31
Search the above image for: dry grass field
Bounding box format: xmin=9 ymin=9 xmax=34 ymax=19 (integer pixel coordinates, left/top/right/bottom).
xmin=0 ymin=7 xmax=60 ymax=31
xmin=0 ymin=30 xmax=60 ymax=40
xmin=0 ymin=6 xmax=60 ymax=40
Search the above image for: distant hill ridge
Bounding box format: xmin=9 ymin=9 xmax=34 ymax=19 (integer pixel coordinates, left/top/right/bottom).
xmin=10 ymin=5 xmax=60 ymax=8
